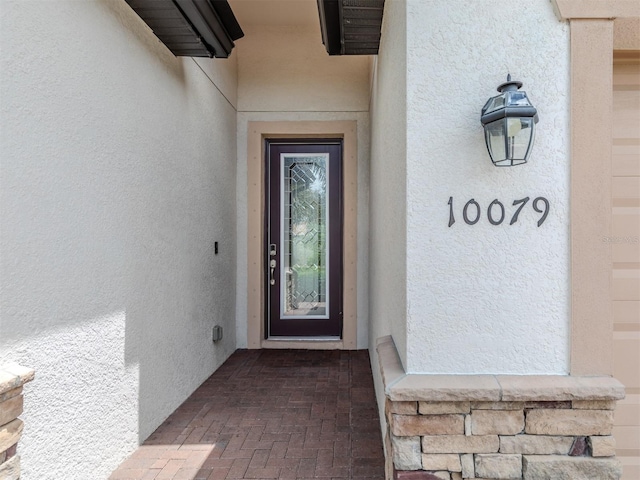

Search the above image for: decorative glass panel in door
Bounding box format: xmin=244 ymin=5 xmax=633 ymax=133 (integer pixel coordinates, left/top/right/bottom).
xmin=282 ymin=154 xmax=328 ymax=317
xmin=267 ymin=142 xmax=342 ymax=337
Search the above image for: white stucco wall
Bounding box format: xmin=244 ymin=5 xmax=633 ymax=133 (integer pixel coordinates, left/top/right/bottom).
xmin=234 ymin=25 xmax=371 ymax=349
xmin=0 ymin=1 xmax=238 ymax=478
xmin=404 ymin=0 xmax=570 ymax=374
xmin=368 ymin=0 xmax=408 ymax=367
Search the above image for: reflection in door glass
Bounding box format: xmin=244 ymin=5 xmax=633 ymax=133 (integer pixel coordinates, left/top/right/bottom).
xmin=281 ymin=154 xmax=329 ymax=318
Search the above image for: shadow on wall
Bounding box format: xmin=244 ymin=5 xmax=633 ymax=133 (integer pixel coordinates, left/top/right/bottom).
xmin=1 ymin=0 xmax=195 ymax=345
xmin=0 ymin=0 xmax=237 ymax=477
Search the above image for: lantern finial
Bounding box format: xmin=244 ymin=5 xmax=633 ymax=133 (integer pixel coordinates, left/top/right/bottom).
xmin=497 ymin=74 xmax=523 ymax=93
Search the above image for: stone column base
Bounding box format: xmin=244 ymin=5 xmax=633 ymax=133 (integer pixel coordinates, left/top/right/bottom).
xmin=376 ymin=336 xmax=625 ymax=480
xmin=0 ymin=364 xmax=35 ymax=480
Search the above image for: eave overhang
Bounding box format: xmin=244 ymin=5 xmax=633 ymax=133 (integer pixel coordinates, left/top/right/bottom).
xmin=125 ymin=0 xmax=244 ymax=58
xmin=317 ymin=0 xmax=384 ymax=55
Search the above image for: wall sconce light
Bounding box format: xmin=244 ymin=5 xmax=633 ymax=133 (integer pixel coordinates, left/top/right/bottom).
xmin=481 ymin=75 xmax=539 ymax=166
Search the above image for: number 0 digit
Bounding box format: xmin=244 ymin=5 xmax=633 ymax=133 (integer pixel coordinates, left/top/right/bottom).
xmin=487 ymin=200 xmax=505 ymax=225
xmin=463 ymin=199 xmax=480 ymax=225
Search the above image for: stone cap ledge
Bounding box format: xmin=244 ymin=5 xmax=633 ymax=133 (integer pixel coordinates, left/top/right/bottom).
xmin=0 ymin=363 xmax=35 ymax=396
xmin=376 ymin=336 xmax=625 ymax=403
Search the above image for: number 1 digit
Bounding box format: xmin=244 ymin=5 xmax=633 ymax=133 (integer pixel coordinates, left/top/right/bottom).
xmin=448 ymin=197 xmax=455 ymax=227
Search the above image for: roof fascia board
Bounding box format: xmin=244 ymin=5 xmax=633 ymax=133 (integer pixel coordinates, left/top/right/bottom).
xmin=552 ymin=0 xmax=640 ymax=20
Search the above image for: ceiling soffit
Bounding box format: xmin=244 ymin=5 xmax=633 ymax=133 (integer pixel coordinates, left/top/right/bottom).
xmin=125 ymin=0 xmax=244 ymax=58
xmin=318 ymin=0 xmax=384 ymax=55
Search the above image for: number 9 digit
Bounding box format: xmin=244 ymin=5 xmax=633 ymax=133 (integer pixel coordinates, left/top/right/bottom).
xmin=533 ymin=197 xmax=550 ymax=227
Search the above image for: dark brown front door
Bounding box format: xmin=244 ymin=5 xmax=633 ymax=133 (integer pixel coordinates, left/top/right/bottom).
xmin=266 ymin=141 xmax=343 ymax=337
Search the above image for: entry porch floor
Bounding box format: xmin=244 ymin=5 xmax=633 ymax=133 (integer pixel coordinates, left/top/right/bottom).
xmin=109 ymin=349 xmax=385 ymax=480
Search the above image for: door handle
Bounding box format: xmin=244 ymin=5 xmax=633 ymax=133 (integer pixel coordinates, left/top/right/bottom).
xmin=269 ymin=259 xmax=276 ymax=285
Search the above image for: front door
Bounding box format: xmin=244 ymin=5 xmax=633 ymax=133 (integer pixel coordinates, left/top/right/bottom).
xmin=266 ymin=140 xmax=343 ymax=337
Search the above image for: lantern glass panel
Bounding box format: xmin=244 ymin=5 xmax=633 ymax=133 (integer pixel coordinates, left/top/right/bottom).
xmin=484 ymin=95 xmax=506 ymax=114
xmin=506 ymin=117 xmax=534 ymax=164
xmin=506 ymin=91 xmax=531 ymax=107
xmin=485 ymin=119 xmax=506 ymax=164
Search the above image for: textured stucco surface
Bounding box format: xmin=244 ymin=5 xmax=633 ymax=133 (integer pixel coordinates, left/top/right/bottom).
xmin=368 ymin=0 xmax=408 ymax=443
xmin=368 ymin=0 xmax=408 ymax=369
xmin=614 ymin=17 xmax=640 ymax=50
xmin=404 ymin=0 xmax=570 ymax=374
xmin=0 ymin=1 xmax=238 ymax=478
xmin=569 ymin=20 xmax=615 ymax=376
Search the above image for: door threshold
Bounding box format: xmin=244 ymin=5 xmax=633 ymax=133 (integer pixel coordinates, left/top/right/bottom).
xmin=268 ymin=336 xmax=341 ymax=341
xmin=262 ymin=337 xmax=344 ymax=350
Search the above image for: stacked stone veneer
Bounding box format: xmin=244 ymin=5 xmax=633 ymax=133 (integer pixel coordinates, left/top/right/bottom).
xmin=0 ymin=364 xmax=35 ymax=480
xmin=376 ymin=336 xmax=625 ymax=480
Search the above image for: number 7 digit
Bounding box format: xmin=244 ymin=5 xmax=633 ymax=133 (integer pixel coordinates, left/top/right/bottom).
xmin=510 ymin=197 xmax=530 ymax=225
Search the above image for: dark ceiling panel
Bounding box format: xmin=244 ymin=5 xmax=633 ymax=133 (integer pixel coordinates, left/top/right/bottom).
xmin=125 ymin=0 xmax=243 ymax=58
xmin=317 ymin=0 xmax=384 ymax=55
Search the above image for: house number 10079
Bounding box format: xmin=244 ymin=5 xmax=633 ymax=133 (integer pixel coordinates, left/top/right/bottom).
xmin=447 ymin=196 xmax=549 ymax=227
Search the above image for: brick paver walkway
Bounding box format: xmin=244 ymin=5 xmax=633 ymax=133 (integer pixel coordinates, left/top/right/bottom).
xmin=110 ymin=349 xmax=385 ymax=480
